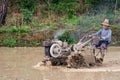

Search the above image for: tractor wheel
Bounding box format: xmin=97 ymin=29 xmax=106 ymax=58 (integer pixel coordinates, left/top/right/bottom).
xmin=50 ymin=44 xmax=62 ymax=58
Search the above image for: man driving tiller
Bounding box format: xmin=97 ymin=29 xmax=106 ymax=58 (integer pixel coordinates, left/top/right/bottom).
xmin=89 ymin=19 xmax=112 ymax=61
xmin=33 ymin=19 xmax=112 ymax=68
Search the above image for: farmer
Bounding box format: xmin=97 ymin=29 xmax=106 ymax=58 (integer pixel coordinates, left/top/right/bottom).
xmin=89 ymin=19 xmax=112 ymax=60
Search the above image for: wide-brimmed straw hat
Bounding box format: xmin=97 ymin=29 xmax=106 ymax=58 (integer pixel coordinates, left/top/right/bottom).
xmin=101 ymin=19 xmax=110 ymax=26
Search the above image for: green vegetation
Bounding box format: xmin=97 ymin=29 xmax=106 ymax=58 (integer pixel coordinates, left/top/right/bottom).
xmin=0 ymin=38 xmax=42 ymax=47
xmin=0 ymin=0 xmax=120 ymax=46
xmin=50 ymin=0 xmax=78 ymax=17
xmin=17 ymin=0 xmax=38 ymax=23
xmin=59 ymin=31 xmax=77 ymax=44
xmin=0 ymin=26 xmax=30 ymax=34
xmin=0 ymin=38 xmax=17 ymax=47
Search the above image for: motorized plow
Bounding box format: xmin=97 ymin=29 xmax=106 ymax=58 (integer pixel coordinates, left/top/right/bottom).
xmin=43 ymin=36 xmax=103 ymax=68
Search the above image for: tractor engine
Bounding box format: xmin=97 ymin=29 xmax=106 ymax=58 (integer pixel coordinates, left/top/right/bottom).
xmin=43 ymin=39 xmax=70 ymax=65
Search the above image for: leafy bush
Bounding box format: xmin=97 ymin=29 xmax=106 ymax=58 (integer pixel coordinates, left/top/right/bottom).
xmin=0 ymin=26 xmax=30 ymax=34
xmin=64 ymin=15 xmax=80 ymax=28
xmin=50 ymin=0 xmax=78 ymax=17
xmin=21 ymin=9 xmax=33 ymax=23
xmin=17 ymin=26 xmax=30 ymax=34
xmin=85 ymin=0 xmax=101 ymax=6
xmin=0 ymin=29 xmax=7 ymax=34
xmin=17 ymin=0 xmax=37 ymax=11
xmin=110 ymin=25 xmax=120 ymax=45
xmin=0 ymin=38 xmax=42 ymax=47
xmin=59 ymin=31 xmax=76 ymax=44
xmin=1 ymin=38 xmax=17 ymax=47
xmin=17 ymin=0 xmax=38 ymax=23
xmin=48 ymin=23 xmax=58 ymax=30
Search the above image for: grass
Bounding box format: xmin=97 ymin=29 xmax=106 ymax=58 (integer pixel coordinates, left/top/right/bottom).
xmin=0 ymin=26 xmax=30 ymax=34
xmin=0 ymin=38 xmax=17 ymax=47
xmin=0 ymin=38 xmax=42 ymax=47
xmin=1 ymin=3 xmax=120 ymax=46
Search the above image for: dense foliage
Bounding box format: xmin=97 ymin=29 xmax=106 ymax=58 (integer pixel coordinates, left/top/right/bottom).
xmin=0 ymin=0 xmax=120 ymax=46
xmin=17 ymin=0 xmax=38 ymax=23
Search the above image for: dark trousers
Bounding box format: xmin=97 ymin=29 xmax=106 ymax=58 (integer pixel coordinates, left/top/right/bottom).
xmin=96 ymin=40 xmax=110 ymax=48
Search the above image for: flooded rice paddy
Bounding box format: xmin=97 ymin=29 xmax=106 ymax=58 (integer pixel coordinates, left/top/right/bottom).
xmin=0 ymin=47 xmax=120 ymax=80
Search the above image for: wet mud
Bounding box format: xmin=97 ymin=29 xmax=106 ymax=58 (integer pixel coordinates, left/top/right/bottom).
xmin=0 ymin=47 xmax=120 ymax=80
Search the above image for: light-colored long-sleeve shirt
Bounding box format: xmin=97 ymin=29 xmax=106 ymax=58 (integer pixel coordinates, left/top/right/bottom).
xmin=92 ymin=28 xmax=112 ymax=42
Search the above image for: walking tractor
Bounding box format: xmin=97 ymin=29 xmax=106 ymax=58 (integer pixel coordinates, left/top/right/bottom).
xmin=43 ymin=35 xmax=107 ymax=68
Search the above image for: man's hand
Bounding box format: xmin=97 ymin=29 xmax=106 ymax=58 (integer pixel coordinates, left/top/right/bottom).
xmin=101 ymin=37 xmax=106 ymax=40
xmin=88 ymin=35 xmax=92 ymax=38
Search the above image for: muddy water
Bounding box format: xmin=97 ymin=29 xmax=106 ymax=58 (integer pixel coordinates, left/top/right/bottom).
xmin=0 ymin=47 xmax=120 ymax=80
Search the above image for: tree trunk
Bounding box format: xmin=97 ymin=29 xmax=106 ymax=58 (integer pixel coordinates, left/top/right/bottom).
xmin=0 ymin=0 xmax=7 ymax=25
